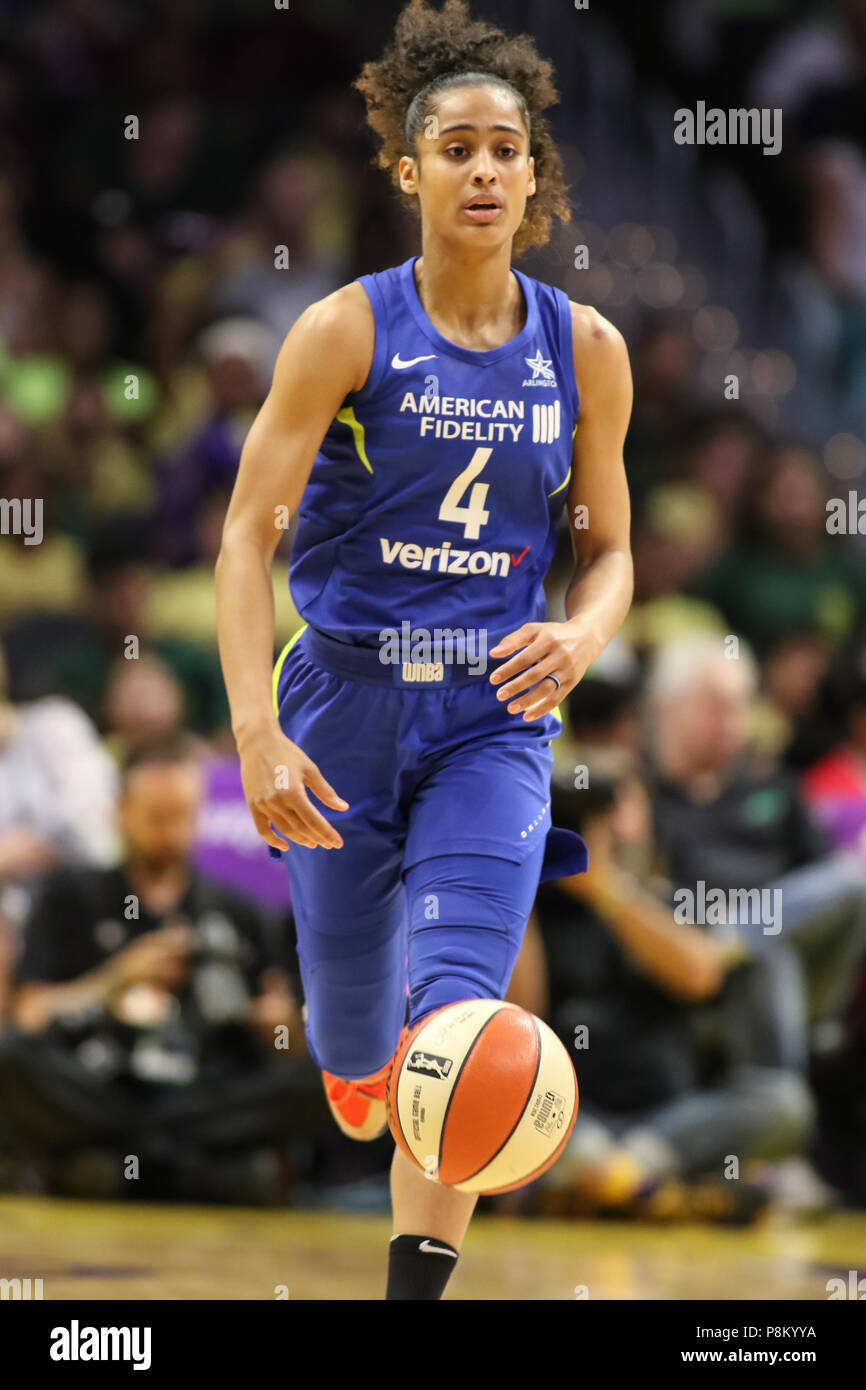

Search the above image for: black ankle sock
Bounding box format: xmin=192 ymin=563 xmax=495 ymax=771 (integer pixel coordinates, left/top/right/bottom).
xmin=386 ymin=1233 xmax=459 ymax=1300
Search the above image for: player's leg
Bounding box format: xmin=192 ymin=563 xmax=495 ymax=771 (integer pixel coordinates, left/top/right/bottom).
xmin=385 ymin=1147 xmax=477 ymax=1298
xmin=274 ymin=635 xmax=409 ymax=1138
xmin=287 ymin=844 xmax=408 ymax=1140
xmin=385 ymin=841 xmax=547 ymax=1299
xmin=391 ymin=1147 xmax=477 ymax=1247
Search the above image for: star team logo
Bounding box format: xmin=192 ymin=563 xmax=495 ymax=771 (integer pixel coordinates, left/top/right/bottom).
xmin=522 ymin=348 xmax=557 ymax=387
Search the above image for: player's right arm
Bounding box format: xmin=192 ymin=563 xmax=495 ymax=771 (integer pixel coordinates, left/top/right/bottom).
xmin=215 ymin=282 xmax=374 ymax=851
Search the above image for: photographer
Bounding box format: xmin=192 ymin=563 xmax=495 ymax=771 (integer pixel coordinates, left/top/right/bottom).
xmin=0 ymin=731 xmax=326 ymax=1203
xmin=531 ymin=751 xmax=821 ymax=1223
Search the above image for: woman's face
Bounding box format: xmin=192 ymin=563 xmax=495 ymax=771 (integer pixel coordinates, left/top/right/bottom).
xmin=759 ymin=450 xmax=826 ymax=544
xmin=660 ymin=664 xmax=751 ymax=771
xmin=398 ymin=84 xmax=535 ymax=251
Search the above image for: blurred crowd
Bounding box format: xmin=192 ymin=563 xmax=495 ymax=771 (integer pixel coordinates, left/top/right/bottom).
xmin=1 ymin=0 xmax=866 ymax=1220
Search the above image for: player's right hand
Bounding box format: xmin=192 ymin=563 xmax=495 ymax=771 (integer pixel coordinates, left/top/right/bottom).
xmin=237 ymin=724 xmax=349 ymax=851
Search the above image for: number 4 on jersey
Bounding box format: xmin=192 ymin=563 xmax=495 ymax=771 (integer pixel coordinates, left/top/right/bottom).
xmin=438 ymin=447 xmax=492 ymax=540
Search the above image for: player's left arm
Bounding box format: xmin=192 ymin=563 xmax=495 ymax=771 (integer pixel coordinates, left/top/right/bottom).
xmin=489 ymin=304 xmax=633 ymax=720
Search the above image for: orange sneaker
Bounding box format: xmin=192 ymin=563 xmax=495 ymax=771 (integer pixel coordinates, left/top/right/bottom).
xmin=322 ymin=1025 xmax=411 ymax=1142
xmin=322 ymin=1060 xmax=392 ymax=1142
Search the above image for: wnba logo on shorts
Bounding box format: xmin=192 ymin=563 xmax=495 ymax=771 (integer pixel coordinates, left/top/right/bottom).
xmin=401 ymin=662 xmax=445 ymax=682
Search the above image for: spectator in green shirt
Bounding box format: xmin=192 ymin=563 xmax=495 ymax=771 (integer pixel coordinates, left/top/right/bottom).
xmin=695 ymin=446 xmax=866 ymax=656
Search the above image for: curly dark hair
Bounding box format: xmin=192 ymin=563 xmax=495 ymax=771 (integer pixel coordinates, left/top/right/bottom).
xmin=354 ymin=0 xmax=571 ymax=257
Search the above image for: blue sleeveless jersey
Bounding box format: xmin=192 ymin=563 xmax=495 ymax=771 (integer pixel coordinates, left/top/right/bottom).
xmin=289 ymin=255 xmax=579 ymax=646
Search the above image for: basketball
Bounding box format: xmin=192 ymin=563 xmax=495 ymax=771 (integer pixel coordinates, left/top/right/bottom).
xmin=385 ymin=999 xmax=579 ymax=1194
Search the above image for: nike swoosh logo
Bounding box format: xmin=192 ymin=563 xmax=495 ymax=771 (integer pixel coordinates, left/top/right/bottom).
xmin=418 ymin=1240 xmax=458 ymax=1257
xmin=391 ymin=353 xmax=438 ymax=369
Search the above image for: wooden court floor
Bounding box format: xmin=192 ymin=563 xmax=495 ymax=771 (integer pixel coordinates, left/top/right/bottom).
xmin=1 ymin=1195 xmax=864 ymax=1299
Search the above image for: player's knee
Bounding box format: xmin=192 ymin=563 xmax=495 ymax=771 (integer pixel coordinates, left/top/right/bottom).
xmin=311 ymin=1018 xmax=399 ymax=1081
xmin=408 ymin=924 xmax=510 ymax=1027
xmin=404 ymin=858 xmax=534 ymax=1028
xmin=301 ymin=930 xmax=407 ymax=1080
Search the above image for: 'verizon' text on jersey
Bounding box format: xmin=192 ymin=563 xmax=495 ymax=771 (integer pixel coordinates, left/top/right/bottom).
xmin=289 ymin=256 xmax=580 ymax=645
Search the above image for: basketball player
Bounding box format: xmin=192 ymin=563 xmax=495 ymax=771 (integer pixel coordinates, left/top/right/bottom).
xmin=216 ymin=0 xmax=633 ymax=1299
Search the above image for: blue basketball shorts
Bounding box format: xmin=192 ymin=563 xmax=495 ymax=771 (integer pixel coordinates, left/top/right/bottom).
xmin=270 ymin=624 xmax=587 ymax=1080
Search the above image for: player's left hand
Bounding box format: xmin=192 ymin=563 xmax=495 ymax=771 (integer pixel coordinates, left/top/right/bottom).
xmin=488 ymin=620 xmax=599 ymax=721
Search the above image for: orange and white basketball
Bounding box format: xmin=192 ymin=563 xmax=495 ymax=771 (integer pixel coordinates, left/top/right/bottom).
xmin=385 ymin=999 xmax=578 ymax=1194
